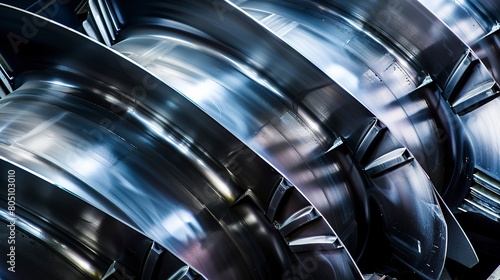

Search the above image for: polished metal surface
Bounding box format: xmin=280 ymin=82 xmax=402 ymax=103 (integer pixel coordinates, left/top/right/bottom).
xmin=0 ymin=4 xmax=307 ymax=279
xmin=91 ymin=1 xmax=454 ymax=277
xmin=234 ymin=0 xmax=463 ymax=196
xmin=85 ymin=0 xmax=451 ymax=278
xmin=418 ymin=0 xmax=500 ymax=46
xmin=234 ymin=0 xmax=500 ymax=227
xmin=0 ymin=0 xmax=500 ymax=279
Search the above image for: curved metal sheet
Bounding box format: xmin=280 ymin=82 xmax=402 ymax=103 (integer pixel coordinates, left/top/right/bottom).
xmin=89 ymin=0 xmax=450 ymax=278
xmin=0 ymin=4 xmax=311 ymax=279
xmin=110 ymin=17 xmax=369 ymax=258
xmin=310 ymin=0 xmax=469 ymax=90
xmin=418 ymin=0 xmax=500 ymax=45
xmin=5 ymin=0 xmax=498 ymax=278
xmin=236 ymin=0 xmax=452 ymax=193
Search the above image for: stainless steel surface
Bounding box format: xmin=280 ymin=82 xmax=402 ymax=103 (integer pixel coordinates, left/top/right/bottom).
xmin=0 ymin=4 xmax=310 ymax=279
xmin=0 ymin=0 xmax=500 ymax=279
xmin=418 ymin=0 xmax=500 ymax=45
xmin=234 ymin=0 xmax=500 ymax=258
xmin=0 ymin=160 xmax=156 ymax=279
xmin=416 ymin=1 xmax=500 ymax=216
xmin=234 ymin=0 xmax=472 ymax=203
xmin=85 ymin=0 xmax=452 ymax=278
xmin=107 ymin=1 xmax=370 ymax=257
